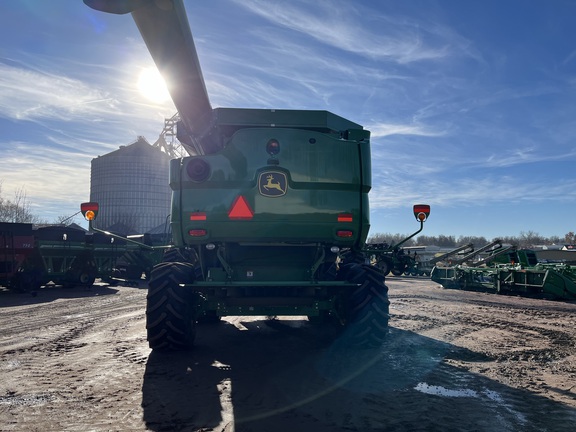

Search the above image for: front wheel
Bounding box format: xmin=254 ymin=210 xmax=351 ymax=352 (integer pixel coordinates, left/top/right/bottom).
xmin=146 ymin=262 xmax=197 ymax=351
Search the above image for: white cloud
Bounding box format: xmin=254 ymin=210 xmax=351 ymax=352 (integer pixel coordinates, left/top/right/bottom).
xmin=0 ymin=62 xmax=118 ymax=122
xmin=368 ymin=122 xmax=445 ymax=138
xmin=233 ymin=0 xmax=454 ymax=64
xmin=369 ymin=175 xmax=576 ymax=210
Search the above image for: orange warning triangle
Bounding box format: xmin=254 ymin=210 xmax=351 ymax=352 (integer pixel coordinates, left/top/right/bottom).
xmin=228 ymin=196 xmax=254 ymax=219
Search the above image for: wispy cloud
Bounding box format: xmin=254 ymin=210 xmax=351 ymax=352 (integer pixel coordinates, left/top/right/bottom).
xmin=0 ymin=60 xmax=118 ymax=122
xmin=370 ymin=175 xmax=576 ymax=210
xmin=0 ymin=140 xmax=92 ymax=206
xmin=368 ymin=122 xmax=446 ymax=138
xmin=232 ymin=0 xmax=458 ymax=64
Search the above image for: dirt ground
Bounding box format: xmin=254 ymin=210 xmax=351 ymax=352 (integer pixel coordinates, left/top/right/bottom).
xmin=1 ymin=276 xmax=575 ymax=432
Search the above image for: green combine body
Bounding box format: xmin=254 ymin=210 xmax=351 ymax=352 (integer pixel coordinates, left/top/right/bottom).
xmin=84 ymin=0 xmax=429 ymax=350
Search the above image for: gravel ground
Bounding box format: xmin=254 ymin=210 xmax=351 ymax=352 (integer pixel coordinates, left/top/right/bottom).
xmin=1 ymin=277 xmax=575 ymax=431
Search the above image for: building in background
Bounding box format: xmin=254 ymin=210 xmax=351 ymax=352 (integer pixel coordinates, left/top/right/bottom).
xmin=90 ymin=136 xmax=172 ymax=234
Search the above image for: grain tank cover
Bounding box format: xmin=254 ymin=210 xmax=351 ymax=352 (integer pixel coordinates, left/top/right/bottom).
xmin=212 ymin=108 xmax=363 ymax=133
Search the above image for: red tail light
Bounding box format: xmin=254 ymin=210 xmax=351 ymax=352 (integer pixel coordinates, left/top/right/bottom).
xmin=338 ymin=213 xmax=353 ymax=223
xmin=337 ymin=230 xmax=354 ymax=238
xmin=190 ymin=212 xmax=207 ymax=221
xmin=189 ymin=229 xmax=207 ymax=237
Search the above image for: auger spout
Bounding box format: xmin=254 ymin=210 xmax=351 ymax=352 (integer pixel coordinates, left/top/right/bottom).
xmin=84 ymin=0 xmax=216 ymax=155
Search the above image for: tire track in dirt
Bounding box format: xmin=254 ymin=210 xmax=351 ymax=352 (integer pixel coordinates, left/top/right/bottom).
xmin=1 ymin=278 xmax=576 ymax=431
xmin=0 ymin=285 xmax=150 ymax=431
xmin=388 ymin=277 xmax=576 ymax=408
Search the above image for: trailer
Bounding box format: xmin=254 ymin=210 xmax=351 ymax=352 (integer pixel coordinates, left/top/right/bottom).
xmin=0 ymin=221 xmax=167 ymax=291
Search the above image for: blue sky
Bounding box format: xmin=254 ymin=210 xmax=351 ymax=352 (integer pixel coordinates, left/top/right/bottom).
xmin=1 ymin=0 xmax=575 ymax=240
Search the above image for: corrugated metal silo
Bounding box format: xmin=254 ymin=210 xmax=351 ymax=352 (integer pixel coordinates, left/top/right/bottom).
xmin=90 ymin=137 xmax=172 ymax=234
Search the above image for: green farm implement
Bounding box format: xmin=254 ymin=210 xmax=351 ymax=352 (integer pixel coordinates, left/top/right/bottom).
xmin=431 ymin=244 xmax=576 ymax=300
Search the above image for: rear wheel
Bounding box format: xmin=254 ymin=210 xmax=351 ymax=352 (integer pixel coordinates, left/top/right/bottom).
xmin=79 ymin=269 xmax=96 ymax=287
xmin=341 ymin=263 xmax=390 ymax=347
xmin=146 ymin=262 xmax=197 ymax=351
xmin=375 ymin=258 xmax=392 ymax=276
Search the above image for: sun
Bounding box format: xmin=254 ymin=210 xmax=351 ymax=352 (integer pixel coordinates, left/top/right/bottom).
xmin=137 ymin=67 xmax=170 ymax=103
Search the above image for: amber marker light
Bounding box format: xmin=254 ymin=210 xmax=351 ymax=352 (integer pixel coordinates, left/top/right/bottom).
xmin=413 ymin=204 xmax=430 ymax=222
xmin=80 ymin=202 xmax=99 ymax=221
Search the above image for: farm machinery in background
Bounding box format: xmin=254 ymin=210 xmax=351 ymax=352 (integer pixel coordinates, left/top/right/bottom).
xmin=83 ymin=0 xmax=429 ymax=351
xmin=405 ymin=243 xmax=476 ymax=277
xmin=0 ymin=220 xmax=167 ymax=291
xmin=430 ymin=239 xmax=576 ymax=300
xmin=367 ymin=210 xmax=430 ymax=276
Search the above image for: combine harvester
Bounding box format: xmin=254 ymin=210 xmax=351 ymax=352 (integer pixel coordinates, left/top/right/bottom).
xmin=83 ymin=0 xmax=430 ymax=350
xmin=431 ymin=240 xmax=576 ymax=300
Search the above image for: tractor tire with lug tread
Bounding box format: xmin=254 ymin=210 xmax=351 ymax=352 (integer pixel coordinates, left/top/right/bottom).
xmin=146 ymin=262 xmax=197 ymax=351
xmin=341 ymin=262 xmax=390 ymax=348
xmin=162 ymin=248 xmax=196 ymax=263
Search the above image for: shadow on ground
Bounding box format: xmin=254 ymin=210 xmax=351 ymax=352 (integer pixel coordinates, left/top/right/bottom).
xmin=142 ymin=320 xmax=576 ymax=432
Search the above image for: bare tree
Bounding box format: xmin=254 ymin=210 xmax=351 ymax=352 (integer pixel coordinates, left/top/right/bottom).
xmin=456 ymin=235 xmax=488 ymax=247
xmin=368 ymin=233 xmax=416 ymax=247
xmin=0 ymin=183 xmax=44 ymax=223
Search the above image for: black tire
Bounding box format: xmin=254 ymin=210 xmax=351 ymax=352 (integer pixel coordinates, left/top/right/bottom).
xmin=162 ymin=248 xmax=194 ymax=263
xmin=123 ymin=265 xmax=143 ymax=280
xmin=12 ymin=270 xmax=42 ymax=292
xmin=375 ymin=259 xmax=392 ymax=276
xmin=146 ymin=262 xmax=197 ymax=351
xmin=79 ymin=270 xmax=96 ymax=287
xmin=197 ymin=310 xmax=222 ymax=324
xmin=341 ymin=263 xmax=390 ymax=347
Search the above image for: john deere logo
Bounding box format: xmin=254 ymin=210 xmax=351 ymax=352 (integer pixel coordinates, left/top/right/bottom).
xmin=258 ymin=171 xmax=287 ymax=197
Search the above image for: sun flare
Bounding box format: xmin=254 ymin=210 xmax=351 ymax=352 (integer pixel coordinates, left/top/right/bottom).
xmin=137 ymin=67 xmax=170 ymax=103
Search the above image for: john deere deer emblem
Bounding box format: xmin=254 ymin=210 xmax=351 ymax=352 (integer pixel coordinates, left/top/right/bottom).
xmin=258 ymin=171 xmax=287 ymax=197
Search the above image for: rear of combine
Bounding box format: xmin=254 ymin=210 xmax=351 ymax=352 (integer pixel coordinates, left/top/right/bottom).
xmin=84 ymin=0 xmax=429 ymax=350
xmin=149 ymin=109 xmax=390 ymax=350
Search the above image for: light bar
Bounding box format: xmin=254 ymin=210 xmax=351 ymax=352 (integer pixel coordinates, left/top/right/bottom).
xmin=337 ymin=213 xmax=353 ymax=223
xmin=190 ymin=212 xmax=207 ymax=221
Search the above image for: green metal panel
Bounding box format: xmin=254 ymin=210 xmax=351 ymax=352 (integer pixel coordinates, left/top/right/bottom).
xmin=171 ymin=124 xmax=370 ymax=248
